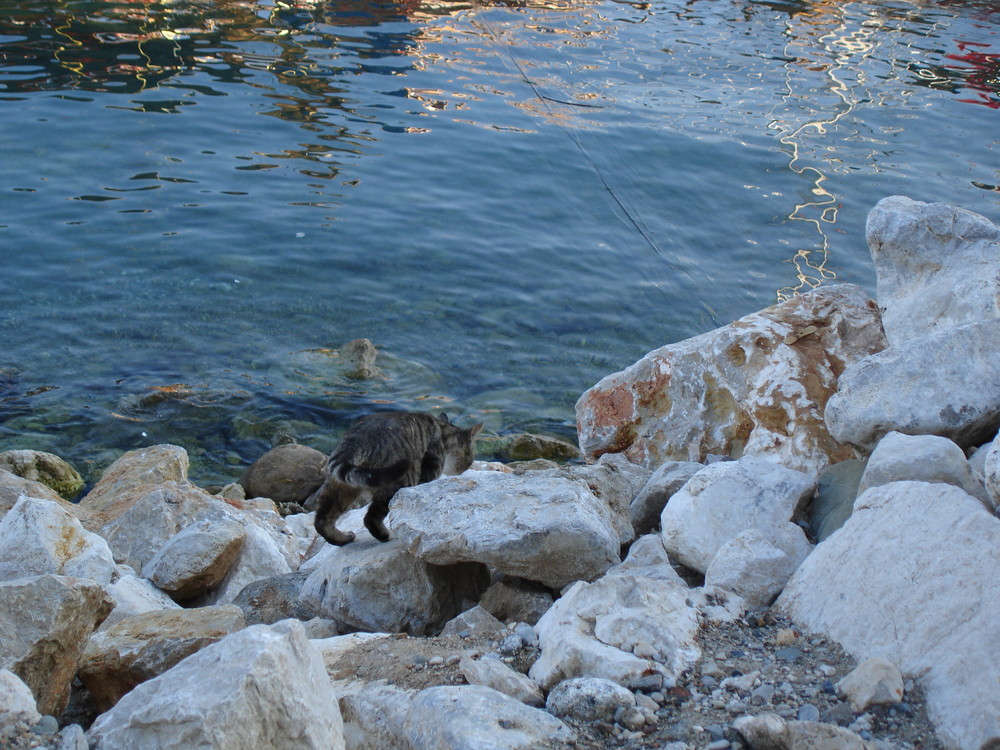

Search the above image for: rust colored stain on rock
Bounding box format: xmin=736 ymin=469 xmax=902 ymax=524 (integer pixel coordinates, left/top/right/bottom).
xmin=585 ymin=382 xmax=637 ymax=429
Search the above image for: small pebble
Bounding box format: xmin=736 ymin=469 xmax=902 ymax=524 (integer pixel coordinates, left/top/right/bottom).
xmin=428 ymin=656 xmax=444 ymax=666
xmin=705 ymin=740 xmax=731 ymax=750
xmin=701 ymin=676 xmax=717 ymax=691
xmin=797 ymin=703 xmax=820 ymax=722
xmin=633 ymin=640 xmax=659 ymax=660
xmin=774 ymin=647 xmax=802 ymax=662
xmin=725 ymin=698 xmax=747 ymax=714
xmin=32 ymin=716 xmax=59 ymax=735
xmin=705 ymin=724 xmax=726 ymax=740
xmin=819 ymin=663 xmax=838 ymax=677
xmin=774 ymin=628 xmax=797 ymax=646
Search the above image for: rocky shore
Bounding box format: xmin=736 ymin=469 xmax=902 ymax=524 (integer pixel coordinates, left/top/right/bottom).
xmin=1 ymin=195 xmax=998 ymax=750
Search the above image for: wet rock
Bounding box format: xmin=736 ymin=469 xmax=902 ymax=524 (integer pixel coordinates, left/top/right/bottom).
xmin=231 ymin=571 xmax=318 ymax=625
xmin=824 ymin=318 xmax=1000 ymax=450
xmin=866 ymin=195 xmax=1000 ymax=345
xmin=856 ymin=431 xmax=988 ymax=506
xmin=488 ymin=432 xmax=581 ymax=462
xmin=341 ymin=338 xmax=382 ymax=379
xmin=87 ymin=621 xmax=344 ymax=750
xmin=387 ymin=470 xmax=621 ymax=590
xmin=0 ymin=450 xmax=84 ymax=501
xmin=777 ymin=481 xmax=1000 ymax=750
xmin=141 ymin=518 xmax=246 ymax=601
xmin=836 ymin=657 xmax=904 ymax=712
xmin=545 ymin=676 xmax=636 ymax=722
xmin=629 ymin=460 xmax=702 ymax=536
xmin=529 ymin=573 xmax=699 ymax=691
xmin=0 ymin=496 xmax=116 ymax=585
xmin=0 ymin=574 xmax=113 ymax=716
xmin=660 ymin=456 xmax=814 ymax=575
xmin=237 ymin=442 xmax=326 ymax=508
xmin=459 ymin=653 xmax=544 ymax=707
xmin=704 ymin=528 xmax=796 ymax=610
xmin=77 ymin=605 xmax=247 ymax=711
xmin=403 ymin=685 xmax=573 ymax=750
xmin=576 ymin=283 xmax=886 ymax=475
xmin=808 ymin=459 xmax=864 ymax=543
xmin=0 ymin=668 xmax=41 ymax=732
xmin=300 ymin=538 xmax=488 ymax=636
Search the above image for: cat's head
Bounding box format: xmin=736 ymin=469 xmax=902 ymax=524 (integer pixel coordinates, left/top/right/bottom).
xmin=439 ymin=416 xmax=484 ymax=475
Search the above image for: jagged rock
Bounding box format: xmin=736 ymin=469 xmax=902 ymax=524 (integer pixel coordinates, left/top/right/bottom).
xmin=340 ymin=338 xmax=381 ymax=379
xmin=332 ymin=677 xmax=415 ymax=750
xmin=629 ymin=460 xmax=702 ymax=536
xmin=866 ymin=195 xmax=1000 ymax=345
xmin=836 ymin=657 xmax=904 ymax=712
xmin=238 ymin=443 xmax=326 ymax=508
xmin=0 ymin=668 xmax=41 ymax=732
xmin=142 ymin=518 xmax=246 ymax=601
xmin=78 ymin=605 xmax=247 ymax=711
xmin=459 ymin=653 xmax=544 ymax=707
xmin=300 ymin=538 xmax=488 ymax=635
xmin=0 ymin=574 xmax=113 ymax=716
xmin=0 ymin=450 xmax=84 ymax=500
xmin=607 ymin=534 xmax=687 ymax=587
xmin=544 ymin=676 xmax=636 ymax=722
xmin=402 ymin=685 xmax=573 ymax=750
xmin=440 ymin=605 xmax=504 ymax=639
xmin=0 ymin=497 xmax=116 ymax=585
xmin=0 ymin=468 xmax=73 ymax=520
xmin=78 ymin=444 xmax=190 ymax=528
xmin=529 ymin=573 xmax=699 ymax=691
xmin=777 ymin=481 xmax=1000 ymax=750
xmin=387 ymin=470 xmax=621 ymax=590
xmin=734 ymin=712 xmax=876 ymax=749
xmin=576 ymin=284 xmax=885 ymax=475
xmin=231 ymin=571 xmax=318 ymax=625
xmin=808 ymin=459 xmax=864 ymax=543
xmin=660 ymin=457 xmax=814 ymax=575
xmin=87 ymin=621 xmax=344 ymax=750
xmin=478 ymin=580 xmax=554 ymax=626
xmin=704 ymin=528 xmax=796 ymax=609
xmin=100 ymin=570 xmax=181 ymax=630
xmin=205 ymin=520 xmax=299 ymax=605
xmin=856 ymin=431 xmax=988 ymax=505
xmin=824 ymin=319 xmax=1000 ymax=450
xmin=983 ymin=436 xmax=1000 ymax=512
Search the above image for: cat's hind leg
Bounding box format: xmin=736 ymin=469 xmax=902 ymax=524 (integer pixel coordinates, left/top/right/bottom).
xmin=313 ymin=481 xmax=359 ymax=546
xmin=363 ymin=486 xmax=398 ymax=542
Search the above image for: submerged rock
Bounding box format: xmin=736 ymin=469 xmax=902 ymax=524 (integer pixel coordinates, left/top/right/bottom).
xmin=0 ymin=449 xmax=84 ymax=501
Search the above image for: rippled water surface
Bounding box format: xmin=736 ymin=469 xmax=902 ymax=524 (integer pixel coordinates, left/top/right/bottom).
xmin=1 ymin=0 xmax=998 ymax=485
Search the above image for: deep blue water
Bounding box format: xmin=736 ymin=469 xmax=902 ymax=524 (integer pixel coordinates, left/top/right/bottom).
xmin=1 ymin=0 xmax=998 ymax=486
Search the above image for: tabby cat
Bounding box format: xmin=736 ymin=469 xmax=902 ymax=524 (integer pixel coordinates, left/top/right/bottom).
xmin=308 ymin=411 xmax=483 ymax=545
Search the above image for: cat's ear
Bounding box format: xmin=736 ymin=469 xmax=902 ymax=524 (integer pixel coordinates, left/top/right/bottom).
xmin=468 ymin=423 xmax=484 ymax=440
xmin=439 ymin=412 xmax=450 ymax=424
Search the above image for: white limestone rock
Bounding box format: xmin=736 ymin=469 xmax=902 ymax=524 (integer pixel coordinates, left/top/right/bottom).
xmin=87 ymin=621 xmax=344 ymax=750
xmin=78 ymin=605 xmax=247 ymax=711
xmin=576 ymin=284 xmax=886 ymax=476
xmin=387 ymin=470 xmax=621 ymax=590
xmin=545 ymin=676 xmax=636 ymax=722
xmin=629 ymin=460 xmax=703 ymax=536
xmin=459 ymin=653 xmax=544 ymax=707
xmin=734 ymin=713 xmax=877 ymax=749
xmin=824 ymin=318 xmax=1000 ymax=450
xmin=528 ymin=573 xmax=700 ymax=691
xmin=607 ymin=534 xmax=688 ymax=588
xmin=332 ymin=678 xmax=416 ymax=750
xmin=199 ymin=520 xmax=296 ymax=605
xmin=300 ymin=537 xmax=487 ymax=635
xmin=984 ymin=437 xmax=1000 ymax=512
xmin=0 ymin=496 xmax=116 ymax=585
xmin=660 ymin=457 xmax=814 ymax=575
xmin=866 ymin=195 xmax=1000 ymax=345
xmin=836 ymin=657 xmax=904 ymax=712
xmin=857 ymin=431 xmax=988 ymax=505
xmin=777 ymin=481 xmax=1000 ymax=750
xmin=403 ymin=685 xmax=573 ymax=750
xmin=0 ymin=668 xmax=41 ymax=732
xmin=441 ymin=605 xmax=504 ymax=639
xmin=704 ymin=528 xmax=796 ymax=610
xmin=0 ymin=468 xmax=72 ymax=520
xmin=99 ymin=570 xmax=181 ymax=630
xmin=0 ymin=574 xmax=113 ymax=716
xmin=142 ymin=518 xmax=247 ymax=601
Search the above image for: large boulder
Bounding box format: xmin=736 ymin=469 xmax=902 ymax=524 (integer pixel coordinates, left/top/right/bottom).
xmin=238 ymin=442 xmax=326 ymax=507
xmin=0 ymin=450 xmax=84 ymax=501
xmin=0 ymin=468 xmax=72 ymax=520
xmin=576 ymin=284 xmax=886 ymax=475
xmin=528 ymin=573 xmax=699 ymax=691
xmin=825 ymin=318 xmax=1000 ymax=450
xmin=0 ymin=496 xmax=116 ymax=585
xmin=660 ymin=456 xmax=814 ymax=575
xmin=87 ymin=621 xmax=344 ymax=750
xmin=0 ymin=574 xmax=113 ymax=716
xmin=142 ymin=518 xmax=246 ymax=602
xmin=387 ymin=470 xmax=622 ymax=590
xmin=629 ymin=460 xmax=703 ymax=536
xmin=0 ymin=669 xmax=41 ymax=733
xmin=78 ymin=605 xmax=247 ymax=712
xmin=300 ymin=537 xmax=488 ymax=635
xmin=704 ymin=528 xmax=797 ymax=610
xmin=866 ymin=195 xmax=1000 ymax=345
xmin=777 ymin=481 xmax=1000 ymax=750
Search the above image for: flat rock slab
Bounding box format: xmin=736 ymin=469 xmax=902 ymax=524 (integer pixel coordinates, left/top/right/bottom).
xmin=576 ymin=284 xmax=885 ymax=476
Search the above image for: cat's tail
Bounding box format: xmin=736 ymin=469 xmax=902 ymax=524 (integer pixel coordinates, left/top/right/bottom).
xmin=328 ymin=458 xmax=410 ymax=488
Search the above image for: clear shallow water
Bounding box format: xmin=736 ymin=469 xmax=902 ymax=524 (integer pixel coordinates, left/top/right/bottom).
xmin=1 ymin=0 xmax=997 ymax=486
